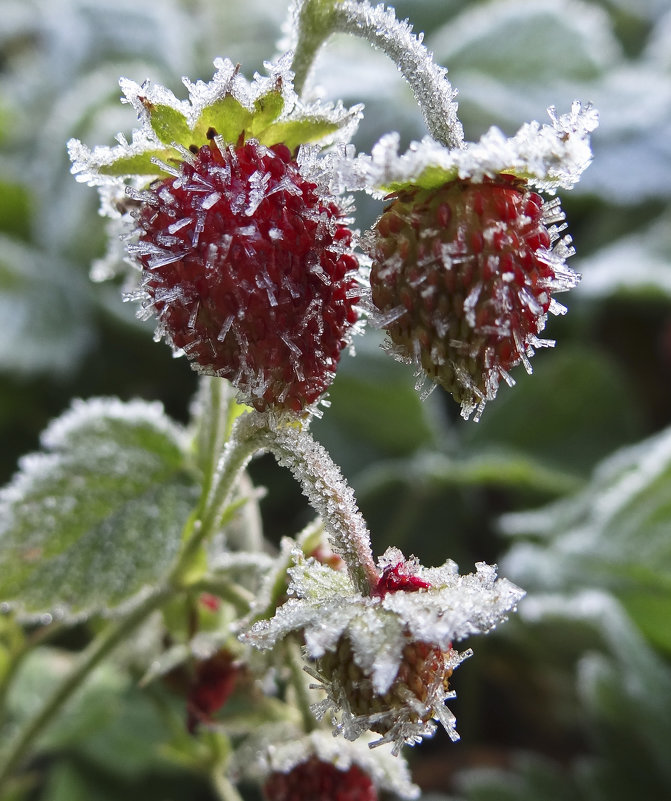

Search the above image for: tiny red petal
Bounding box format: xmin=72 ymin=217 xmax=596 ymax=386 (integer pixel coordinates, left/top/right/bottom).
xmin=372 ymin=561 xmax=431 ymax=598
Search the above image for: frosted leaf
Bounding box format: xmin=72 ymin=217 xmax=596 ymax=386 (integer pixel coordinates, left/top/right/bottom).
xmin=430 ymin=0 xmax=621 ymax=85
xmin=577 ymin=212 xmax=671 ymax=301
xmin=356 ymin=102 xmax=598 ymax=195
xmin=500 ymin=426 xmax=671 ymax=598
xmin=0 ymin=397 xmax=196 ymax=621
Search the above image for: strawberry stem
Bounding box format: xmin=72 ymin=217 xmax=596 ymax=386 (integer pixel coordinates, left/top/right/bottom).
xmin=257 ymin=423 xmax=379 ymax=595
xmin=290 ymin=0 xmax=464 ymax=148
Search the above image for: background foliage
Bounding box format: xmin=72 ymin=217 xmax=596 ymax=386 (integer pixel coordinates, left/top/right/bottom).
xmin=0 ymin=0 xmax=670 ymax=798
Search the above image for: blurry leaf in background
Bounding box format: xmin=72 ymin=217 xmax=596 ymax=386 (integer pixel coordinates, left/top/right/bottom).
xmin=459 ymin=345 xmax=645 ymax=476
xmin=577 ymin=211 xmax=671 ymax=300
xmin=3 ymin=646 xmax=186 ymax=794
xmin=313 ymin=333 xmax=443 ymax=476
xmin=0 ymin=398 xmax=197 ymax=620
xmin=501 ymin=427 xmax=671 ymax=655
xmin=0 ymin=237 xmax=92 ymax=376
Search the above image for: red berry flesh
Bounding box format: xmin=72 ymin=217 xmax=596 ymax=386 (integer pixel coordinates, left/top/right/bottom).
xmin=263 ymin=757 xmax=378 ymax=801
xmin=370 ymin=175 xmax=573 ymax=418
xmin=131 ymin=139 xmax=360 ymax=412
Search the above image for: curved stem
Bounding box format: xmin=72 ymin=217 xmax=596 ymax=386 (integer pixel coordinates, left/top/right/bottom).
xmin=290 ymin=0 xmax=463 ymax=148
xmin=257 ymin=425 xmax=378 ymax=595
xmin=0 ymin=588 xmax=171 ymax=789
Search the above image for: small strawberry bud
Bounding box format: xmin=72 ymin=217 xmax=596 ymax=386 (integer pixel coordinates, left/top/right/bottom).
xmin=131 ymin=138 xmax=360 ymax=413
xmin=186 ymin=649 xmax=239 ymax=733
xmin=263 ymin=756 xmax=378 ymax=801
xmin=370 ymin=175 xmax=577 ymax=419
xmin=317 ymin=636 xmax=455 ymax=744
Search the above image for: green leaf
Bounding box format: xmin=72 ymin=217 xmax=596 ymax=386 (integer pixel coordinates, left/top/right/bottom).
xmin=98 ymin=148 xmax=179 ymax=177
xmin=193 ymin=96 xmax=253 ymax=145
xmin=0 ymin=398 xmax=198 ymax=618
xmin=462 ymin=346 xmax=644 ymax=475
xmin=313 ymin=334 xmax=439 ymax=475
xmin=501 ymin=426 xmax=671 ymax=653
xmin=431 ymin=0 xmax=620 ymax=84
xmin=145 ymin=103 xmax=192 ymax=147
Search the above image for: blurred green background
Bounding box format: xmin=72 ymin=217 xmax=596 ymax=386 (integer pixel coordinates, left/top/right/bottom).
xmin=1 ymin=0 xmax=671 ymax=798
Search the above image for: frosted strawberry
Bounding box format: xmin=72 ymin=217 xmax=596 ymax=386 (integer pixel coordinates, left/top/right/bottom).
xmin=370 ymin=175 xmax=564 ymax=417
xmin=263 ymin=757 xmax=377 ymax=801
xmin=131 ymin=136 xmax=359 ymax=412
xmin=361 ymin=103 xmax=598 ymax=420
xmin=245 ymin=547 xmax=524 ymax=753
xmin=68 ymin=57 xmax=363 ymax=413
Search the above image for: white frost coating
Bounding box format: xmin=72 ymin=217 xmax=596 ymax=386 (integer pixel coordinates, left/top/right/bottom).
xmin=68 ymin=52 xmax=362 ymax=191
xmin=244 ymin=546 xmax=524 ymax=752
xmin=254 ymin=425 xmax=378 ymax=594
xmin=39 ymin=396 xmax=186 ymax=453
xmin=351 ymin=102 xmax=598 ymax=194
xmin=232 ymin=725 xmax=420 ymax=799
xmin=328 ymin=1 xmax=463 ymax=149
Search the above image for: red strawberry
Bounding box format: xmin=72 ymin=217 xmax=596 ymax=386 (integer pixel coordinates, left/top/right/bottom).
xmin=130 ymin=137 xmax=360 ymax=413
xmin=263 ymin=757 xmax=378 ymax=801
xmin=370 ymin=175 xmax=573 ymax=418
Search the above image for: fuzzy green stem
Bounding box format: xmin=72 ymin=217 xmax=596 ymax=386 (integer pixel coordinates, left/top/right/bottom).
xmin=290 ymin=0 xmax=463 ymax=148
xmin=172 ymin=412 xmax=266 ymax=587
xmin=287 ymin=639 xmax=318 ymax=733
xmin=0 ymin=588 xmax=171 ymax=789
xmin=211 ymin=770 xmax=245 ymax=801
xmin=190 ymin=578 xmax=255 ymax=612
xmin=257 ymin=425 xmax=378 ymax=595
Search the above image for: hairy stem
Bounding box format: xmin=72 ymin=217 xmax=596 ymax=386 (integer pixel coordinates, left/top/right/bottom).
xmin=0 ymin=588 xmax=171 ymax=789
xmin=291 ymin=0 xmax=463 ymax=148
xmin=172 ymin=412 xmax=265 ymax=586
xmin=287 ymin=639 xmax=318 ymax=733
xmin=258 ymin=425 xmax=378 ymax=595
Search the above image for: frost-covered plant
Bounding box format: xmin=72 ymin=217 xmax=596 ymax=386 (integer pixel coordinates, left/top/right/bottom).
xmin=0 ymin=0 xmax=596 ymax=799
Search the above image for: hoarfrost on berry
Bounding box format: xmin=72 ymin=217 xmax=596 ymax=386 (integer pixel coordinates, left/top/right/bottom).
xmin=244 ymin=547 xmax=524 ymax=752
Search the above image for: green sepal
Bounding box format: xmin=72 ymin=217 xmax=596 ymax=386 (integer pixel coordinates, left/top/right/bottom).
xmin=249 ymin=84 xmax=286 ymax=136
xmin=99 ymin=149 xmax=180 ymax=177
xmin=258 ymin=116 xmax=343 ymax=150
xmin=382 ymin=164 xmax=460 ymax=195
xmin=382 ymin=166 xmax=533 ymax=195
xmin=143 ymin=101 xmax=193 ymax=147
xmin=192 ymin=95 xmax=253 ymax=146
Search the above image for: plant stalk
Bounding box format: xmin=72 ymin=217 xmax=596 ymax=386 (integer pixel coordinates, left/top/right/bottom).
xmin=290 ymin=0 xmax=463 ymax=148
xmin=0 ymin=588 xmax=171 ymax=789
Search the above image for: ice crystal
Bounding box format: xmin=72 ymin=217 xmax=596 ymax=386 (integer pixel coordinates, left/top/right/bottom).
xmin=353 ymin=101 xmax=598 ymax=195
xmin=68 ymin=53 xmax=361 ymax=190
xmin=244 ymin=547 xmax=524 ymax=752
